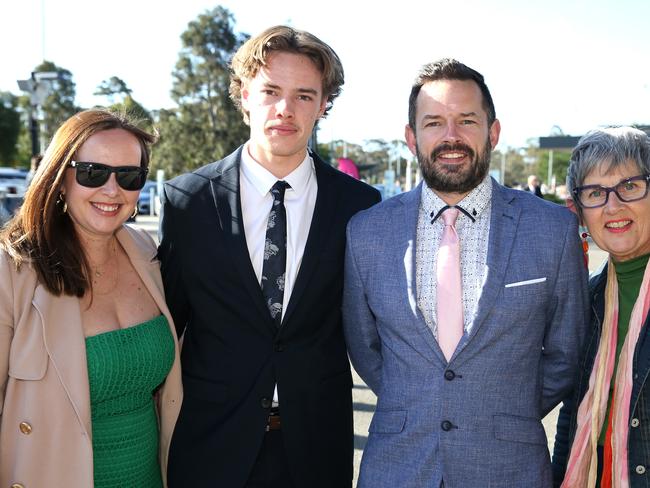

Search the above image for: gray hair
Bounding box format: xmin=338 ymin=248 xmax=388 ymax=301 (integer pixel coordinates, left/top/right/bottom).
xmin=567 ymin=126 xmax=650 ymax=207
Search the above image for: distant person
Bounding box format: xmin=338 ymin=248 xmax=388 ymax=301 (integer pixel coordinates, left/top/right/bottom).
xmin=0 ymin=109 xmax=182 ymax=487
xmin=525 ymin=174 xmax=544 ymax=197
xmin=553 ymin=127 xmax=650 ymax=488
xmin=25 ymin=153 xmax=43 ymax=187
xmin=343 ymin=58 xmax=589 ymax=487
xmin=159 ymin=25 xmax=380 ymax=487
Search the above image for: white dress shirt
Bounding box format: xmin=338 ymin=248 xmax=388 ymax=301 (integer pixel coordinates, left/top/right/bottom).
xmin=240 ymin=143 xmax=318 ymax=404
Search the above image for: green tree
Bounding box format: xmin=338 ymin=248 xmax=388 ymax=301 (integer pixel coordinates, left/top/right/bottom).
xmin=153 ymin=6 xmax=249 ymax=176
xmin=492 ymin=147 xmax=530 ymax=187
xmin=315 ymin=142 xmax=333 ymax=163
xmin=34 ymin=60 xmax=78 ymax=145
xmin=93 ymin=76 xmax=133 ymax=102
xmin=93 ymin=77 xmax=153 ymax=133
xmin=13 ymin=95 xmax=33 ymax=166
xmin=0 ymin=92 xmax=21 ymax=165
xmin=537 ymin=150 xmax=571 ymax=188
xmin=95 ymin=76 xmax=133 ymax=104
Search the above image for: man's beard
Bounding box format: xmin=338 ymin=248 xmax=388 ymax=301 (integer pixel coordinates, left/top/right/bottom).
xmin=417 ymin=138 xmax=492 ymax=194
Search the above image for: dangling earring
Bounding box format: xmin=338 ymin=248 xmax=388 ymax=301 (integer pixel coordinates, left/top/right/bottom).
xmin=57 ymin=193 xmax=67 ymax=213
xmin=580 ymin=229 xmax=590 ymax=268
xmin=131 ymin=206 xmax=138 ymax=219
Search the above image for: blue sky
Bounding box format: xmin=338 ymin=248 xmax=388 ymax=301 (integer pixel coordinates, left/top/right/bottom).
xmin=2 ymin=0 xmax=649 ymax=150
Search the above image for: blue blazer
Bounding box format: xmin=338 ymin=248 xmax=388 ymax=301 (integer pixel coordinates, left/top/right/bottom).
xmin=343 ymin=180 xmax=589 ymax=488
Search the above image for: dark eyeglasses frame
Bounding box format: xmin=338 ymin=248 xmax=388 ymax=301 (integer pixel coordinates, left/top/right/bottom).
xmin=572 ymin=174 xmax=650 ymax=208
xmin=68 ymin=161 xmax=148 ymax=191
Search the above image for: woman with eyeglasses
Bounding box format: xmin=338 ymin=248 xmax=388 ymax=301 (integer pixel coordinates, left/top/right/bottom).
xmin=552 ymin=127 xmax=650 ymax=488
xmin=0 ymin=109 xmax=182 ymax=488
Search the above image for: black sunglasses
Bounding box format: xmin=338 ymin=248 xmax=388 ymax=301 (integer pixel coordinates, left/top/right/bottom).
xmin=68 ymin=161 xmax=148 ymax=191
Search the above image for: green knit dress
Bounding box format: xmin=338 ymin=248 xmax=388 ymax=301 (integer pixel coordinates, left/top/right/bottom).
xmin=85 ymin=315 xmax=175 ymax=488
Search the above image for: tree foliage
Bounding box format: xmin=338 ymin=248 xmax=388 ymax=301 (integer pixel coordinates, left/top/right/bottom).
xmin=34 ymin=60 xmax=78 ymax=144
xmin=95 ymin=76 xmax=133 ymax=104
xmin=322 ymin=138 xmax=410 ymax=184
xmin=153 ymin=6 xmax=249 ymax=177
xmin=0 ymin=92 xmax=21 ymax=165
xmin=93 ymin=78 xmax=154 ymax=136
xmin=536 ymin=149 xmax=571 ymax=188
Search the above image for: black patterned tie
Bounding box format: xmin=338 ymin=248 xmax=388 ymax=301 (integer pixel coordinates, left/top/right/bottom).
xmin=261 ymin=180 xmax=291 ymax=327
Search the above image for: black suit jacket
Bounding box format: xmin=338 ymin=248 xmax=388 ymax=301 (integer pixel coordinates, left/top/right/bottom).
xmin=159 ymin=147 xmax=380 ymax=488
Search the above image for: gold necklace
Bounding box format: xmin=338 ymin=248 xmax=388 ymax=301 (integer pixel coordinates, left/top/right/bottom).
xmin=90 ymin=240 xmax=119 ymax=293
xmin=91 ymin=239 xmax=116 ymax=277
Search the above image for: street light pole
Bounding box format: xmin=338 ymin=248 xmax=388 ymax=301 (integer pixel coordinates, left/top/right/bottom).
xmin=29 ymin=108 xmax=39 ymax=157
xmin=17 ymin=70 xmax=59 ymax=157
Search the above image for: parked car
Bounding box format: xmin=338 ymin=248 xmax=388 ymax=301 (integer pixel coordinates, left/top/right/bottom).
xmin=0 ymin=168 xmax=28 ymax=196
xmin=0 ymin=168 xmax=28 ymax=225
xmin=138 ymin=180 xmax=159 ymax=216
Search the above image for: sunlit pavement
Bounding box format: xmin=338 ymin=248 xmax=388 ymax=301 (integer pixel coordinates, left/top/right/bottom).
xmin=132 ymin=216 xmax=608 ymax=485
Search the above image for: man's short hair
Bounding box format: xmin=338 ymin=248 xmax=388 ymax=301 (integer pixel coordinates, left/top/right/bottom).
xmin=408 ymin=58 xmax=496 ymax=131
xmin=229 ymin=25 xmax=344 ymax=124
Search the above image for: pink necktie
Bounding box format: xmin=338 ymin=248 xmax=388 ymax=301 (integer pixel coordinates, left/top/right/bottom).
xmin=436 ymin=207 xmax=463 ymax=361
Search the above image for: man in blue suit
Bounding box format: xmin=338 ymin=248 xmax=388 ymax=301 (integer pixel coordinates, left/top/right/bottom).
xmin=343 ymin=58 xmax=589 ymax=488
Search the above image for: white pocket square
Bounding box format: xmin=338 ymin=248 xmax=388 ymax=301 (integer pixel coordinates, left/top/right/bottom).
xmin=505 ymin=277 xmax=547 ymax=288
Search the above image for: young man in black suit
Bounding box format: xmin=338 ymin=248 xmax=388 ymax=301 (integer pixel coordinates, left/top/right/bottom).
xmin=159 ymin=25 xmax=380 ymax=488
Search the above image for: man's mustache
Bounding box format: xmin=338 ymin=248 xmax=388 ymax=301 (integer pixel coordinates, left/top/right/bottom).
xmin=430 ymin=143 xmax=475 ymax=161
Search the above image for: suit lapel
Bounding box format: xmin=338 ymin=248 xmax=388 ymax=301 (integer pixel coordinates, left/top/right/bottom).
xmin=34 ymin=286 xmax=92 ymax=437
xmin=210 ymin=149 xmax=274 ymax=331
xmin=398 ymin=181 xmax=521 ymax=363
xmin=281 ymin=154 xmax=336 ymax=327
xmin=401 ymin=184 xmax=448 ymax=364
xmin=461 ymin=181 xmax=520 ymax=347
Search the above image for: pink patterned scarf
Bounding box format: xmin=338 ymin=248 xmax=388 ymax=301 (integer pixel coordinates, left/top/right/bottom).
xmin=562 ymin=257 xmax=650 ymax=488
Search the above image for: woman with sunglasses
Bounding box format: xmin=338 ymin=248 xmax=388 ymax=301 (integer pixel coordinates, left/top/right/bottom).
xmin=0 ymin=109 xmax=182 ymax=488
xmin=552 ymin=127 xmax=650 ymax=488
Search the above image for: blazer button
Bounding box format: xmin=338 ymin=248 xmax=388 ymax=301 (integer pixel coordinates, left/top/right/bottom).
xmin=636 ymin=465 xmax=647 ymax=475
xmin=260 ymin=397 xmax=272 ymax=409
xmin=274 ymin=343 xmax=284 ymax=352
xmin=631 ymin=418 xmax=640 ymax=428
xmin=441 ymin=420 xmax=454 ymax=431
xmin=19 ymin=422 xmax=32 ymax=435
xmin=444 ymin=370 xmax=455 ymax=381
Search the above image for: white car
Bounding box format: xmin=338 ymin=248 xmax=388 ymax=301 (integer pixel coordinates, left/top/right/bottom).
xmin=0 ymin=168 xmax=28 ymax=196
xmin=0 ymin=168 xmax=27 ymax=225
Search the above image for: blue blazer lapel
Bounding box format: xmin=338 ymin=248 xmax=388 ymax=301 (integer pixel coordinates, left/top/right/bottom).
xmin=462 ymin=180 xmax=521 ymax=347
xmin=399 ymin=183 xmax=447 ymax=364
xmin=210 ymin=149 xmax=274 ymax=331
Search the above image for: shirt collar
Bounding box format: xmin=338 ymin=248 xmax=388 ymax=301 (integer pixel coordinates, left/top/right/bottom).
xmin=241 ymin=142 xmax=314 ymax=197
xmin=421 ymin=173 xmax=493 ymax=224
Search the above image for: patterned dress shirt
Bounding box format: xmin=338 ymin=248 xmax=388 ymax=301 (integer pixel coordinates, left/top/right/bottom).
xmin=416 ymin=174 xmax=492 ymax=339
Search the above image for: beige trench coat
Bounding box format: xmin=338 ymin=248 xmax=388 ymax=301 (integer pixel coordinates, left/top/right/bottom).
xmin=0 ymin=225 xmax=182 ymax=488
